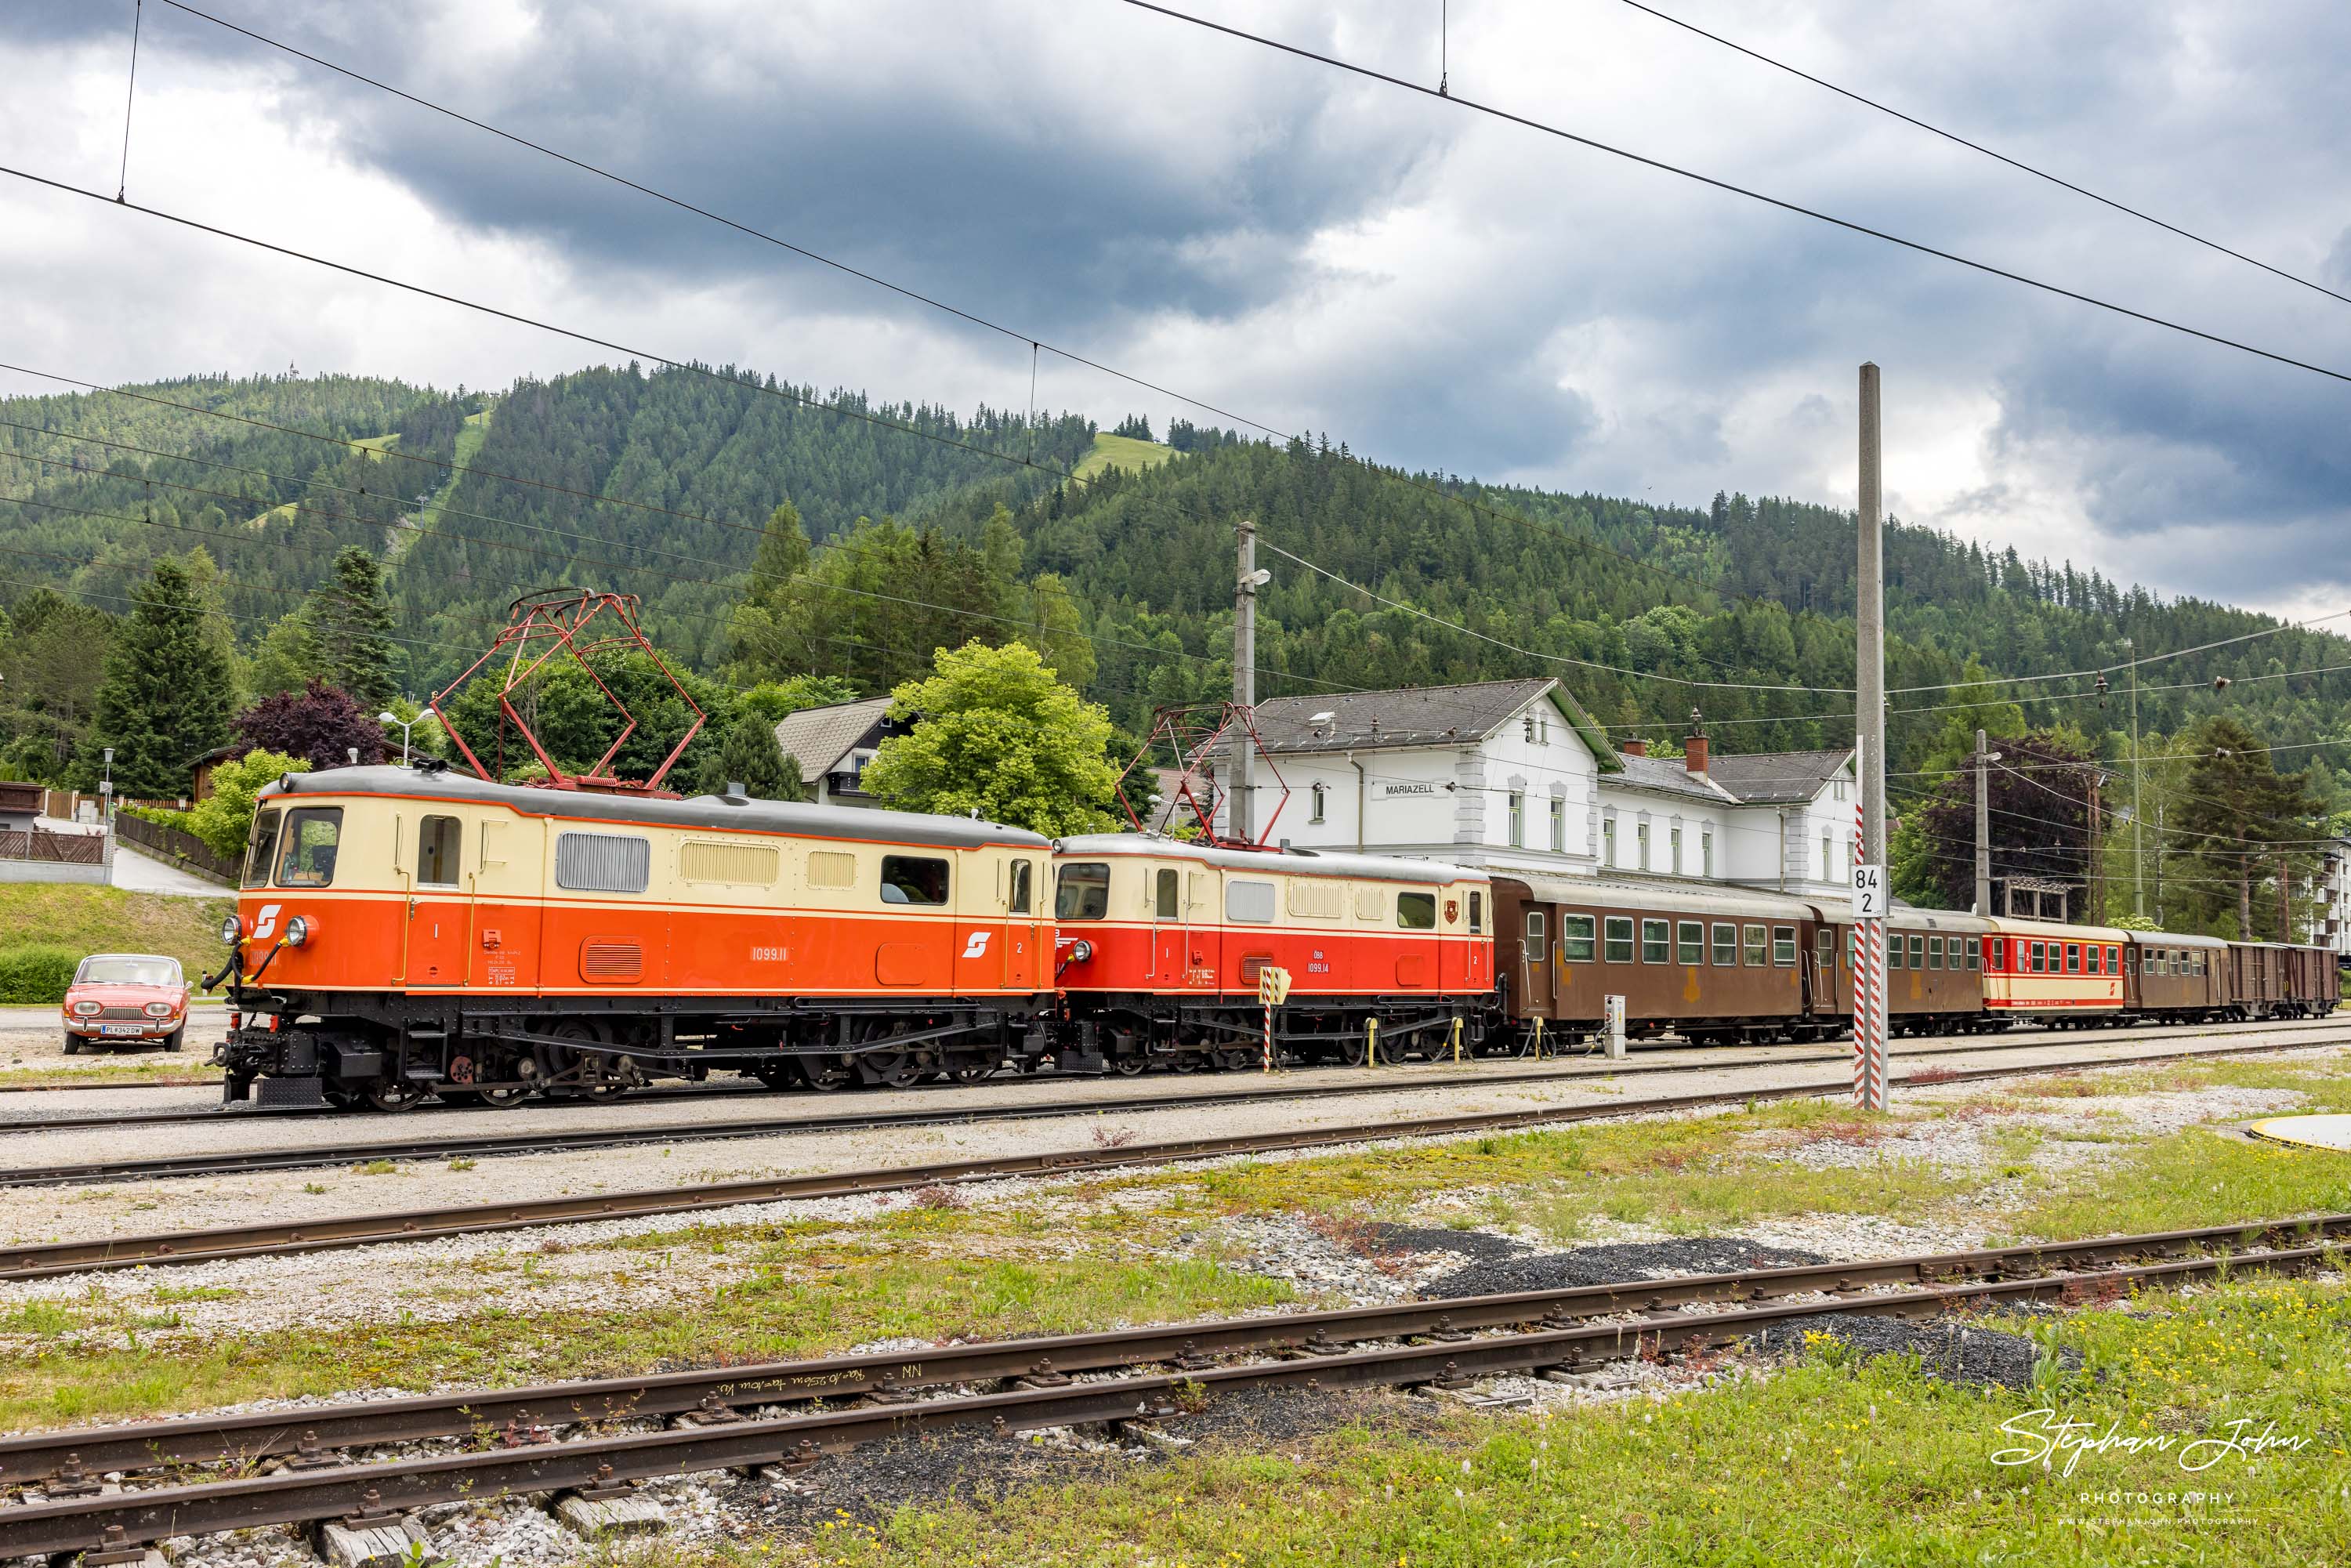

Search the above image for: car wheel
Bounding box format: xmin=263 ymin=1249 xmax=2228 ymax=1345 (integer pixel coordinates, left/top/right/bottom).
xmin=61 ymin=1034 xmax=81 ymax=1056
xmin=165 ymin=1027 xmax=186 ymax=1054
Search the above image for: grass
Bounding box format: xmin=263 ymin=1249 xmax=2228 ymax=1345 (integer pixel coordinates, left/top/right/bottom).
xmin=0 ymin=1062 xmax=221 ymax=1087
xmin=1070 ymin=432 xmax=1174 ymax=480
xmin=780 ymin=1276 xmax=2351 ymax=1566
xmin=0 ymin=884 xmax=235 ymax=983
xmin=390 ymin=407 xmax=492 ymax=560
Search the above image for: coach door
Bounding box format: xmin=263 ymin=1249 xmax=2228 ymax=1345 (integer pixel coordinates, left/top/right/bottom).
xmin=1520 ymin=905 xmax=1552 ymax=1016
xmin=1148 ymin=865 xmax=1185 ymax=990
xmin=1000 ymin=854 xmax=1044 ymax=990
xmin=1809 ymin=924 xmax=1836 ymax=1016
xmin=401 ymin=813 xmax=470 ymax=986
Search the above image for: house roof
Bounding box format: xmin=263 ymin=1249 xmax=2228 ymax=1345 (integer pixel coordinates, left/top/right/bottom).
xmin=1609 ymin=751 xmax=1741 ymax=805
xmin=1704 ymin=747 xmax=1854 ymax=804
xmin=773 ymin=697 xmax=894 ymax=786
xmin=1248 ymin=679 xmax=1621 ymax=770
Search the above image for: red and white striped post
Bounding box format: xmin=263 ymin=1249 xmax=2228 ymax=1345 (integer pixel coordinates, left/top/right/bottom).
xmin=1853 ymin=741 xmax=1889 ymax=1110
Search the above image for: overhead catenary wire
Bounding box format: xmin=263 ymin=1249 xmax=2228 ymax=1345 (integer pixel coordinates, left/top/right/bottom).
xmin=115 ymin=0 xmax=144 ymax=201
xmin=1120 ymin=0 xmax=2351 ymax=389
xmin=1611 ymin=0 xmax=2351 ymax=313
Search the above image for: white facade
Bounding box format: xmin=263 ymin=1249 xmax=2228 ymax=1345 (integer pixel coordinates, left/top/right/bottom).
xmin=2316 ymin=838 xmax=2351 ymax=954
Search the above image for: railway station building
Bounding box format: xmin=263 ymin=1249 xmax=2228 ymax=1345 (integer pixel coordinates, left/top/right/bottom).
xmin=1225 ymin=677 xmax=1857 ymax=899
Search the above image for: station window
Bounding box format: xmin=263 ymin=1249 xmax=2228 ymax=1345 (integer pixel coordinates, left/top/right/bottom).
xmin=1055 ymin=862 xmax=1110 ymax=919
xmin=244 ymin=809 xmax=281 ymax=889
xmin=1309 ymin=783 xmax=1327 ymax=824
xmin=553 ymin=830 xmax=649 ymax=894
xmin=1603 ymin=916 xmax=1634 ymax=963
xmin=1642 ymin=918 xmax=1669 ymax=963
xmin=1508 ymin=791 xmax=1525 ymax=849
xmin=276 ymin=806 xmax=345 ymax=889
xmin=1677 ymin=920 xmax=1704 ymax=965
xmin=1743 ymin=924 xmax=1767 ymax=966
xmin=1396 ymin=891 xmax=1437 ymax=929
xmin=1712 ymin=922 xmax=1737 ymax=966
xmin=1154 ymin=867 xmax=1179 ymax=919
xmin=2065 ymin=942 xmax=2081 ymax=974
xmin=1671 ymin=826 xmax=1683 ymax=875
xmin=880 ymin=856 xmax=950 ymax=906
xmin=1603 ymin=818 xmax=1617 ymax=867
xmin=1549 ymin=798 xmax=1566 ymax=853
xmin=1637 ymin=822 xmax=1651 ymax=871
xmin=1561 ymin=913 xmax=1596 ymax=961
xmin=1773 ymin=926 xmax=1798 ymax=966
xmin=1701 ymin=831 xmax=1713 ymax=878
xmin=1928 ymin=935 xmax=1944 ymax=970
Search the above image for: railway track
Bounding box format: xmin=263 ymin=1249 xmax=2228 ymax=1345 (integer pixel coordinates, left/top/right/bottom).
xmin=4 ymin=1033 xmax=2342 ymax=1282
xmin=1 ymin=1214 xmax=2342 ymax=1560
xmin=6 ymin=1014 xmax=2342 ymax=1180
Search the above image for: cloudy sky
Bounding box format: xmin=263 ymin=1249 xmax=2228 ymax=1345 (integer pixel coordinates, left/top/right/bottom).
xmin=4 ymin=0 xmax=2349 ymax=621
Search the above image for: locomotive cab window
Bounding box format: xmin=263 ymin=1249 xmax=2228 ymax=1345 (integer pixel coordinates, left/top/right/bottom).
xmin=1773 ymin=926 xmax=1798 ymax=966
xmin=1009 ymin=860 xmax=1035 ymax=915
xmin=880 ymin=856 xmax=949 ymax=906
xmin=275 ymin=807 xmax=344 ymax=888
xmin=1676 ymin=921 xmax=1704 ymax=965
xmin=1603 ymin=916 xmax=1634 ymax=963
xmin=1641 ymin=919 xmax=1668 ymax=963
xmin=1230 ymin=879 xmax=1279 ymax=924
xmin=244 ymin=809 xmax=282 ymax=889
xmin=1056 ymin=862 xmax=1110 ymax=919
xmin=1743 ymin=924 xmax=1767 ymax=966
xmin=416 ymin=815 xmax=462 ymax=887
xmin=1396 ymin=892 xmax=1437 ymax=929
xmin=1154 ymin=868 xmax=1179 ymax=919
xmin=1560 ymin=913 xmax=1596 ymax=961
xmin=555 ymin=831 xmax=650 ymax=894
xmin=1712 ymin=922 xmax=1737 ymax=965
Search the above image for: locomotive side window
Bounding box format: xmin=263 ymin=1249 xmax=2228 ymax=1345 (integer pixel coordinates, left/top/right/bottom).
xmin=1603 ymin=917 xmax=1634 ymax=962
xmin=1640 ymin=919 xmax=1668 ymax=963
xmin=1712 ymin=922 xmax=1737 ymax=966
xmin=555 ymin=831 xmax=650 ymax=894
xmin=276 ymin=807 xmax=344 ymax=888
xmin=417 ymin=815 xmax=462 ymax=887
xmin=1676 ymin=921 xmax=1704 ymax=965
xmin=1560 ymin=914 xmax=1596 ymax=961
xmin=1396 ymin=892 xmax=1437 ymax=929
xmin=807 ymin=851 xmax=857 ymax=890
xmin=1230 ymin=879 xmax=1279 ymax=924
xmin=1773 ymin=926 xmax=1798 ymax=966
xmin=244 ymin=809 xmax=282 ymax=888
xmin=1743 ymin=924 xmax=1767 ymax=966
xmin=880 ymin=856 xmax=950 ymax=906
xmin=1155 ymin=868 xmax=1180 ymax=919
xmin=1056 ymin=862 xmax=1110 ymax=919
xmin=1009 ymin=860 xmax=1034 ymax=914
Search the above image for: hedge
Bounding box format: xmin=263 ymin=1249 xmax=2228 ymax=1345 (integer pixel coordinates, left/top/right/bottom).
xmin=0 ymin=944 xmax=81 ymax=1005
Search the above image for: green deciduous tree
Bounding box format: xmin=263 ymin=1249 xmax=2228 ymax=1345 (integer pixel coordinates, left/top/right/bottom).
xmin=860 ymin=639 xmax=1120 ymax=835
xmin=86 ymin=558 xmax=235 ymax=798
xmin=179 ymin=748 xmax=311 ymax=860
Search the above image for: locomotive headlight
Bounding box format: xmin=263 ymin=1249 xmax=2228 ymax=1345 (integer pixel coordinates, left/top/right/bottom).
xmin=219 ymin=914 xmax=242 ymax=944
xmin=1069 ymin=940 xmax=1093 ymax=963
xmin=283 ymin=914 xmax=311 ymax=947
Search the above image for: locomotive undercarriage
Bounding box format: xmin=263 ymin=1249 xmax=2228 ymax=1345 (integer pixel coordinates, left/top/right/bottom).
xmin=216 ymin=990 xmax=1053 ymax=1109
xmin=1070 ymin=993 xmax=1494 ymax=1074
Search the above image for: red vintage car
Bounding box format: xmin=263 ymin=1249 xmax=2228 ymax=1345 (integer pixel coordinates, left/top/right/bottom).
xmin=60 ymin=953 xmax=192 ymax=1055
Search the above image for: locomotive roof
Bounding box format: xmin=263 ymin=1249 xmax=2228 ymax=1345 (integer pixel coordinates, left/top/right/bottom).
xmin=1051 ymin=833 xmax=1485 ymax=885
xmin=261 ymin=766 xmax=1053 ymax=849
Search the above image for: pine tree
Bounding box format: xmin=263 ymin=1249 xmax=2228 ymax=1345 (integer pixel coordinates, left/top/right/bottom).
xmin=692 ymin=711 xmax=804 ymax=800
xmin=87 ymin=558 xmax=235 ymax=798
xmin=302 ymin=548 xmax=400 ymax=711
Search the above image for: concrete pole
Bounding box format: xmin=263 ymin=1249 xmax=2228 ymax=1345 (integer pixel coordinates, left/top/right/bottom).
xmin=2126 ymin=638 xmax=2144 ymax=918
xmin=1231 ymin=518 xmax=1258 ymax=844
xmin=1974 ymin=728 xmax=1992 ymax=915
xmin=1856 ymin=363 xmax=1889 ymax=1111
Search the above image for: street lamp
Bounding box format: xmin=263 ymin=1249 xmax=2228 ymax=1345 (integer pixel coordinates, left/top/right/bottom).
xmin=379 ymin=711 xmax=415 ymax=767
xmin=100 ymin=746 xmax=114 ymax=826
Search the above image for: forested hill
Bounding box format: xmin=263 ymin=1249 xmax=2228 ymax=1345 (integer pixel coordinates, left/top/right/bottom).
xmin=3 ymin=364 xmax=2346 ymax=798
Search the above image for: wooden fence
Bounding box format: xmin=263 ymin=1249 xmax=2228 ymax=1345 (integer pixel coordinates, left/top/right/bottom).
xmin=0 ymin=827 xmax=104 ymax=865
xmin=114 ymin=814 xmax=241 ymax=885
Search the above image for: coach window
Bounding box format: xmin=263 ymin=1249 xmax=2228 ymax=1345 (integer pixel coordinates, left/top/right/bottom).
xmin=1154 ymin=868 xmax=1179 ymax=919
xmin=1055 ymin=863 xmax=1110 ymax=919
xmin=1773 ymin=925 xmax=1797 ymax=966
xmin=244 ymin=809 xmax=282 ymax=889
xmin=1889 ymin=936 xmax=1904 ymax=969
xmin=1525 ymin=909 xmax=1546 ymax=948
xmin=1396 ymin=891 xmax=1437 ymax=929
xmin=1469 ymin=891 xmax=1484 ymax=933
xmin=1561 ymin=913 xmax=1596 ymax=961
xmin=1009 ymin=860 xmax=1036 ymax=915
xmin=2065 ymin=942 xmax=2081 ymax=974
xmin=1987 ymin=937 xmax=2004 ymax=971
xmin=1712 ymin=922 xmax=1737 ymax=966
xmin=276 ymin=807 xmax=344 ymax=888
xmin=2124 ymin=947 xmax=2136 ymax=974
xmin=1231 ymin=880 xmax=1280 ymax=924
xmin=1603 ymin=916 xmax=1635 ymax=963
xmin=1927 ymin=936 xmax=1943 ymax=970
xmin=1743 ymin=923 xmax=1767 ymax=966
xmin=1908 ymin=934 xmax=1925 ymax=969
xmin=880 ymin=856 xmax=950 ymax=906
xmin=1966 ymin=937 xmax=1981 ymax=971
xmin=1677 ymin=920 xmax=1704 ymax=965
xmin=415 ymin=815 xmax=462 ymax=887
xmin=2030 ymin=941 xmax=2046 ymax=973
xmin=1642 ymin=918 xmax=1669 ymax=963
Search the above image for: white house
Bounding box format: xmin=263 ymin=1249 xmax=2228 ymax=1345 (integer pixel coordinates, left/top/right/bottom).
xmin=772 ymin=697 xmax=901 ymax=809
xmin=1222 ymin=678 xmax=1858 ymax=897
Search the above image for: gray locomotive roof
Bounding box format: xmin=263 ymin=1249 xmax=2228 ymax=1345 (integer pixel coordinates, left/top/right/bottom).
xmin=1052 ymin=833 xmax=1484 ymax=885
xmin=1497 ymin=875 xmax=1828 ymax=922
xmin=262 ymin=766 xmax=1052 ymax=849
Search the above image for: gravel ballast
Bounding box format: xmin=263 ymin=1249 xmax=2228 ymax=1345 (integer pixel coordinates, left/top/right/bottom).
xmin=1746 ymin=1310 xmax=2078 ymax=1392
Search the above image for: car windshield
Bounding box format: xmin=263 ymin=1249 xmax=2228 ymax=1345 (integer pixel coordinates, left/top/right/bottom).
xmin=78 ymin=957 xmax=180 ymax=986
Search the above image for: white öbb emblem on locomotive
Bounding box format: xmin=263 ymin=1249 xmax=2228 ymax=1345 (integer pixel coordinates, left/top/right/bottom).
xmin=962 ymin=931 xmax=992 ymax=958
xmin=252 ymin=904 xmax=282 ymax=941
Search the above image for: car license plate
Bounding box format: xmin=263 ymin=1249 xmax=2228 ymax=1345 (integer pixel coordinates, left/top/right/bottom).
xmin=100 ymin=1023 xmax=147 ymax=1036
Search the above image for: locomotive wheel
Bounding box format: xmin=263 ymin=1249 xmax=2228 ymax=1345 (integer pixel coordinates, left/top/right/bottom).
xmin=367 ymin=1080 xmax=427 ymax=1112
xmin=951 ymin=1061 xmax=999 ymax=1085
xmin=864 ymin=1052 xmax=925 ymax=1090
xmin=1169 ymin=1051 xmax=1204 ymax=1074
xmin=800 ymin=1056 xmax=854 ymax=1092
xmin=1109 ymin=1053 xmax=1149 ymax=1076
